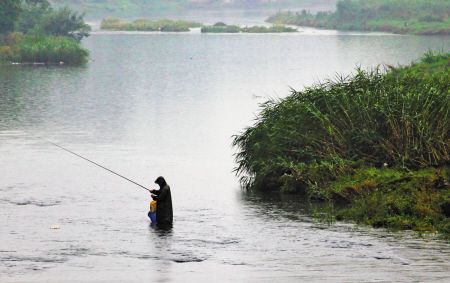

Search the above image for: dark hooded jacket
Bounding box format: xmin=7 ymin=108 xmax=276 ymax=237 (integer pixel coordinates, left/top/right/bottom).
xmin=152 ymin=176 xmax=173 ymax=226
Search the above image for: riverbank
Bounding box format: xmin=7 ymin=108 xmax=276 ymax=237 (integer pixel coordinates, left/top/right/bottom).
xmin=267 ymin=0 xmax=450 ymax=35
xmin=233 ymin=52 xmax=450 ymax=237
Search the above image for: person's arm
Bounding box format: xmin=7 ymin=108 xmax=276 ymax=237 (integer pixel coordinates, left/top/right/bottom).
xmin=154 ymin=186 xmax=168 ymax=201
xmin=150 ymin=189 xmax=161 ymax=195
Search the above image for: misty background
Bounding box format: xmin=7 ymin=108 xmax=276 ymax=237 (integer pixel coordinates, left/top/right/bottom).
xmin=49 ymin=0 xmax=338 ymax=19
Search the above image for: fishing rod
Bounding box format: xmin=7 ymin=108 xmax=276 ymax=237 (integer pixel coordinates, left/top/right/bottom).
xmin=41 ymin=138 xmax=151 ymax=192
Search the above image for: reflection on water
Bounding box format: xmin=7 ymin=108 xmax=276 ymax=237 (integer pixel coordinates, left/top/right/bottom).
xmin=1 ymin=30 xmax=450 ymax=282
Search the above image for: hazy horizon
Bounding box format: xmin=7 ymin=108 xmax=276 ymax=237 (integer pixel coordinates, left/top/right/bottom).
xmin=49 ymin=0 xmax=338 ymax=19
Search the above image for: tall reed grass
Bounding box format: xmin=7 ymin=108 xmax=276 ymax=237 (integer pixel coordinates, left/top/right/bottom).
xmin=233 ymin=52 xmax=450 ymax=192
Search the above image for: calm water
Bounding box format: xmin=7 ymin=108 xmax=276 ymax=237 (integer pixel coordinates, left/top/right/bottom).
xmin=1 ymin=30 xmax=450 ymax=282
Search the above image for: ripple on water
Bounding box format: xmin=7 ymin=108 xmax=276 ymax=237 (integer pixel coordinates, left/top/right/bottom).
xmin=181 ymin=238 xmax=240 ymax=246
xmin=0 ymin=254 xmax=67 ymax=277
xmin=1 ymin=198 xmax=62 ymax=207
xmin=57 ymin=247 xmax=90 ymax=257
xmin=169 ymin=252 xmax=207 ymax=263
xmin=1 ymin=254 xmax=68 ymax=264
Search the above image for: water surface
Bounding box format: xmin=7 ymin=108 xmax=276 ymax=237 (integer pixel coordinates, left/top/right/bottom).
xmin=1 ymin=31 xmax=450 ymax=282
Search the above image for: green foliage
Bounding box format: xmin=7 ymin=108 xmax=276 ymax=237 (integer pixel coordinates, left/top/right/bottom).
xmin=40 ymin=7 xmax=91 ymax=41
xmin=267 ymin=0 xmax=450 ymax=35
xmin=0 ymin=0 xmax=89 ymax=64
xmin=0 ymin=34 xmax=88 ymax=65
xmin=233 ymin=52 xmax=450 ymax=190
xmin=333 ymin=167 xmax=450 ymax=236
xmin=0 ymin=0 xmax=22 ymax=34
xmin=201 ymin=23 xmax=297 ymax=33
xmin=241 ymin=25 xmax=297 ymax=33
xmin=100 ymin=19 xmax=297 ymax=34
xmin=16 ymin=2 xmax=90 ymax=41
xmin=15 ymin=0 xmax=50 ymax=34
xmin=201 ymin=24 xmax=241 ymax=33
xmin=100 ymin=17 xmax=201 ymax=32
xmin=232 ymin=52 xmax=450 ymax=236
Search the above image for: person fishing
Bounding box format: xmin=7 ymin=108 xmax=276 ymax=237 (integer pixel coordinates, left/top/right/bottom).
xmin=150 ymin=176 xmax=173 ymax=227
xmin=36 ymin=138 xmax=174 ymax=226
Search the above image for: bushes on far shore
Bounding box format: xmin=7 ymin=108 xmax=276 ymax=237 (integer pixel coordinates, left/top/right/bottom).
xmin=201 ymin=24 xmax=240 ymax=33
xmin=241 ymin=25 xmax=297 ymax=33
xmin=267 ymin=0 xmax=450 ymax=35
xmin=101 ymin=18 xmax=297 ymax=34
xmin=201 ymin=23 xmax=297 ymax=33
xmin=100 ymin=17 xmax=201 ymax=32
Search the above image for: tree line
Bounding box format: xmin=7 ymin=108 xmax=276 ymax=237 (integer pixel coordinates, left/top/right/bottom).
xmin=267 ymin=0 xmax=450 ymax=35
xmin=0 ymin=0 xmax=90 ymax=41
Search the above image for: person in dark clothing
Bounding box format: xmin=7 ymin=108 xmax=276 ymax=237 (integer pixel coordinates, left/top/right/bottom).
xmin=150 ymin=176 xmax=173 ymax=226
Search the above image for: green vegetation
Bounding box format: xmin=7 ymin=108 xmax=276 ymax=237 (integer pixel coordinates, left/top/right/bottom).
xmin=0 ymin=0 xmax=89 ymax=65
xmin=100 ymin=19 xmax=297 ymax=34
xmin=201 ymin=22 xmax=297 ymax=33
xmin=0 ymin=0 xmax=21 ymax=34
xmin=16 ymin=3 xmax=90 ymax=41
xmin=201 ymin=23 xmax=241 ymax=33
xmin=0 ymin=33 xmax=88 ymax=65
xmin=241 ymin=25 xmax=297 ymax=33
xmin=331 ymin=167 xmax=450 ymax=235
xmin=100 ymin=18 xmax=201 ymax=32
xmin=267 ymin=0 xmax=450 ymax=35
xmin=233 ymin=52 xmax=450 ymax=236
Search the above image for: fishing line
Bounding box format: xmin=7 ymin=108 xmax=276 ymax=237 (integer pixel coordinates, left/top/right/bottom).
xmin=39 ymin=137 xmax=150 ymax=192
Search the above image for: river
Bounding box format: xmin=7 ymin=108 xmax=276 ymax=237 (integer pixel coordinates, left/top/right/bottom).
xmin=1 ymin=27 xmax=450 ymax=282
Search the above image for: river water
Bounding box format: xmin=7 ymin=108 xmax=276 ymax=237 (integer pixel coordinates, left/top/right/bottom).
xmin=1 ymin=28 xmax=450 ymax=282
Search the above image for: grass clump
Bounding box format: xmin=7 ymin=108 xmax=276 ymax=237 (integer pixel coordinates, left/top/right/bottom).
xmin=241 ymin=25 xmax=297 ymax=33
xmin=0 ymin=34 xmax=88 ymax=65
xmin=201 ymin=22 xmax=297 ymax=33
xmin=233 ymin=52 xmax=450 ymax=236
xmin=201 ymin=23 xmax=240 ymax=33
xmin=100 ymin=17 xmax=201 ymax=32
xmin=0 ymin=1 xmax=89 ymax=65
xmin=332 ymin=167 xmax=450 ymax=235
xmin=267 ymin=0 xmax=450 ymax=35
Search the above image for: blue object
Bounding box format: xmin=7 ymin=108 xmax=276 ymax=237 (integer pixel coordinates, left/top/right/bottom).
xmin=148 ymin=211 xmax=156 ymax=223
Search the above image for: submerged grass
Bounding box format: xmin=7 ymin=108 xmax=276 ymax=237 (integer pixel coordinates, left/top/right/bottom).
xmin=233 ymin=52 xmax=450 ymax=236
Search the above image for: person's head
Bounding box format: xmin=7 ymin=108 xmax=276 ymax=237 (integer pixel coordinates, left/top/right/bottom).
xmin=154 ymin=176 xmax=167 ymax=188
